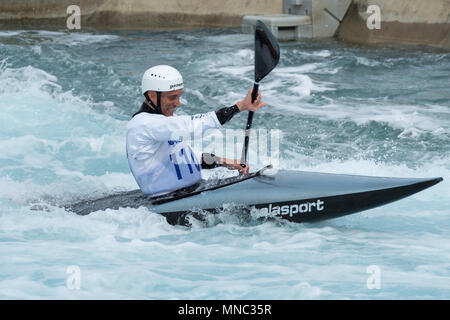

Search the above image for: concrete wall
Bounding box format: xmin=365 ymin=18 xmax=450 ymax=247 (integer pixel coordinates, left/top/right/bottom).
xmin=0 ymin=0 xmax=283 ymax=29
xmin=338 ymin=0 xmax=450 ymax=49
xmin=1 ymin=0 xmax=448 ymax=49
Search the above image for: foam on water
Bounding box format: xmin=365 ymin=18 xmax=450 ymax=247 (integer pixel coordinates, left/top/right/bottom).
xmin=0 ymin=28 xmax=448 ymax=299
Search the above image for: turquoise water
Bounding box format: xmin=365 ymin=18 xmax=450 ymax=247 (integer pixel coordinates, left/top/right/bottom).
xmin=0 ymin=28 xmax=449 ymax=299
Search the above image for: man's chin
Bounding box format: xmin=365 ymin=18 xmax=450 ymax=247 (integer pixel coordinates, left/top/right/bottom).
xmin=163 ymin=110 xmax=175 ymax=117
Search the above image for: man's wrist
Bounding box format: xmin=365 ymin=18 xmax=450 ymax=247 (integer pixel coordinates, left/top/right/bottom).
xmin=215 ymin=104 xmax=241 ymax=125
xmin=236 ymin=101 xmax=244 ymax=111
xmin=221 ymin=158 xmax=238 ymax=168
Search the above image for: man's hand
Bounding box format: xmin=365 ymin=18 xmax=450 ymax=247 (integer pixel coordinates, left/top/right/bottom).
xmin=221 ymin=158 xmax=250 ymax=175
xmin=236 ymin=89 xmax=265 ymax=112
xmin=237 ymin=163 xmax=250 ymax=175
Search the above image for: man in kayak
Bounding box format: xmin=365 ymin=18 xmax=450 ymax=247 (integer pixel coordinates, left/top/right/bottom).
xmin=126 ymin=65 xmax=265 ymax=196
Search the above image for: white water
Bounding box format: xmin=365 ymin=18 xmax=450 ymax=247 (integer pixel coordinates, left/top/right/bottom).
xmin=0 ymin=29 xmax=449 ymax=299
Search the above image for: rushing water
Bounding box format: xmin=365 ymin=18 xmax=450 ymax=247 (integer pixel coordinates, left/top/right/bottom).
xmin=0 ymin=28 xmax=449 ymax=299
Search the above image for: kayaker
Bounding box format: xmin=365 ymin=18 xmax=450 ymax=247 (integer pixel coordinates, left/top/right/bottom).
xmin=126 ymin=65 xmax=265 ymax=196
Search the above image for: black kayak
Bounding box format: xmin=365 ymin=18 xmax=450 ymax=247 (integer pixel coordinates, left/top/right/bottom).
xmin=68 ymin=166 xmax=443 ymax=226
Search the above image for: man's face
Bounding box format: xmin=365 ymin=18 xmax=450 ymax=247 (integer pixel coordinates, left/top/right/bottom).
xmin=149 ymin=89 xmax=183 ymax=117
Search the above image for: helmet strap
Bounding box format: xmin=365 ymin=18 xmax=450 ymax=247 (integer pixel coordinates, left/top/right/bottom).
xmin=143 ymin=91 xmax=162 ymax=114
xmin=156 ymin=91 xmax=161 ymax=110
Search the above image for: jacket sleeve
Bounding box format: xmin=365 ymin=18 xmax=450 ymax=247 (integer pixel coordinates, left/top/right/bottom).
xmin=215 ymin=104 xmax=240 ymax=125
xmin=200 ymin=153 xmax=222 ymax=169
xmin=143 ymin=111 xmax=222 ymax=141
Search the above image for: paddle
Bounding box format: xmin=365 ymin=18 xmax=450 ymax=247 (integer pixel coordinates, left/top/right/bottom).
xmin=240 ymin=20 xmax=280 ymax=168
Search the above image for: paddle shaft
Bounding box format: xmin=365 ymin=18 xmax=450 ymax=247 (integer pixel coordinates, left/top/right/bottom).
xmin=240 ymin=82 xmax=259 ymax=167
xmin=239 ymin=20 xmax=280 ymax=169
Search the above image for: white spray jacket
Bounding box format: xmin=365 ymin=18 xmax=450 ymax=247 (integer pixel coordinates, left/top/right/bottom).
xmin=126 ymin=111 xmax=222 ymax=196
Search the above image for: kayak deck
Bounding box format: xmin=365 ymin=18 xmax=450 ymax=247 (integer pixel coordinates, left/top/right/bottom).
xmin=68 ymin=169 xmax=443 ymax=226
xmin=151 ymin=170 xmax=442 ymax=212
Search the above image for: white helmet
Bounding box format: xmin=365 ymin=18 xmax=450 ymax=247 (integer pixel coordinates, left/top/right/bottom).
xmin=141 ymin=65 xmax=184 ymax=94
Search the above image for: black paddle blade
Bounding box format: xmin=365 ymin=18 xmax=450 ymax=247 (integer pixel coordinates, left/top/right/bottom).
xmin=254 ymin=20 xmax=280 ymax=82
